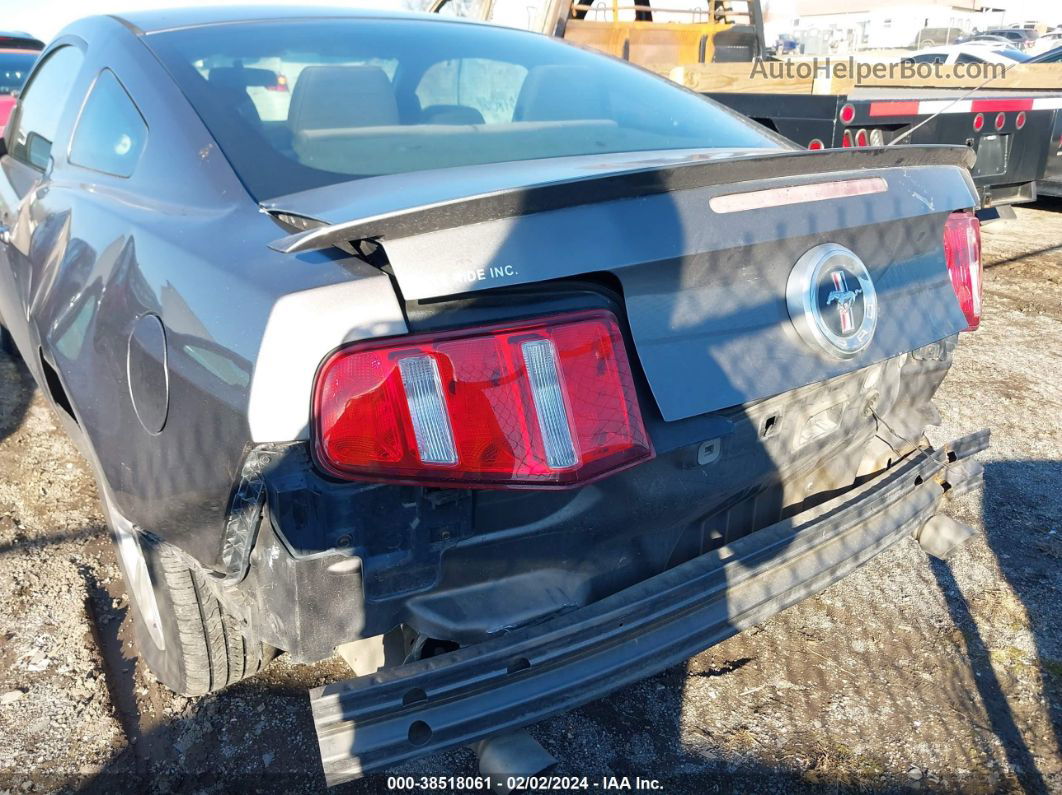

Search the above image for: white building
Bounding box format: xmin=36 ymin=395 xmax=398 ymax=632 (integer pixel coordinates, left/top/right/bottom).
xmin=782 ymin=0 xmax=1008 ymax=52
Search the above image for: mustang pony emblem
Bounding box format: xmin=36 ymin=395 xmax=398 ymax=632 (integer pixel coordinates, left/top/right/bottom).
xmin=826 ymin=271 xmax=863 ymax=334
xmin=786 ymin=243 xmax=878 ymax=358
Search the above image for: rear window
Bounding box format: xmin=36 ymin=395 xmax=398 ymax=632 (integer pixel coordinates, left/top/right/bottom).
xmin=0 ymin=51 xmax=38 ymax=95
xmin=146 ymin=18 xmax=779 ymax=200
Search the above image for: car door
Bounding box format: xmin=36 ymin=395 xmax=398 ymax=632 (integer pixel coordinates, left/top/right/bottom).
xmin=0 ymin=42 xmax=85 ymax=359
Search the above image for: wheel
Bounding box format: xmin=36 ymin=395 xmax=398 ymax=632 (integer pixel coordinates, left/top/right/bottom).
xmin=112 ymin=519 xmax=274 ymax=695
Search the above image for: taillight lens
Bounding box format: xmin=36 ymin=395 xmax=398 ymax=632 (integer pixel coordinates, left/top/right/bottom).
xmin=943 ymin=212 xmax=982 ymax=331
xmin=313 ymin=310 xmax=653 ymax=488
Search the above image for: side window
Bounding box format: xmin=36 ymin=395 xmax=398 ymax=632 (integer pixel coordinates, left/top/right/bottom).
xmin=956 ymin=53 xmax=985 ymax=65
xmin=69 ymin=70 xmax=147 ymax=178
xmin=6 ymin=45 xmax=84 ymax=170
xmin=416 ymin=59 xmax=528 ymax=124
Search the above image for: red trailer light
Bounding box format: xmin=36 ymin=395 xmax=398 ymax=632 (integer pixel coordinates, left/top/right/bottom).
xmin=807 ymin=138 xmax=825 ymax=150
xmin=841 ymin=129 xmax=853 ymax=147
xmin=943 ymin=212 xmax=982 ymax=331
xmin=854 ymin=129 xmax=869 ymax=147
xmin=994 ymin=112 xmax=1006 ymax=130
xmin=1015 ymin=111 xmax=1026 ymax=129
xmin=972 ymin=113 xmax=985 ymax=132
xmin=313 ymin=311 xmax=653 ymax=488
xmin=839 ymin=103 xmax=856 ymax=124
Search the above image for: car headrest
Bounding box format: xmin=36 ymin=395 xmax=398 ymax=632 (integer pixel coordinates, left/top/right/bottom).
xmin=421 ymin=104 xmax=486 ymax=125
xmin=514 ymin=65 xmax=611 ymax=122
xmin=288 ymin=65 xmax=399 ymax=132
xmin=208 ymin=66 xmax=278 ymax=89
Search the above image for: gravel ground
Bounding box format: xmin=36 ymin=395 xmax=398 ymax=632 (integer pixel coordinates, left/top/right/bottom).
xmin=0 ymin=203 xmax=1059 ymax=794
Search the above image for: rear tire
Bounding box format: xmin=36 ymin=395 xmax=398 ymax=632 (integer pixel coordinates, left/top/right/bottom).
xmin=114 ymin=527 xmax=274 ymax=695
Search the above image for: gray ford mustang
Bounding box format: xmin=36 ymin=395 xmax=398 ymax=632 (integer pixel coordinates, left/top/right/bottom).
xmin=0 ymin=6 xmax=988 ymax=783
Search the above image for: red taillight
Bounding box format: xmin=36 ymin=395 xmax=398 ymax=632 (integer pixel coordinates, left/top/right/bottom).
xmin=1015 ymin=110 xmax=1026 ymax=129
xmin=943 ymin=212 xmax=982 ymax=331
xmin=854 ymin=128 xmax=869 ymax=147
xmin=267 ymin=74 xmax=289 ymax=92
xmin=841 ymin=129 xmax=853 ymax=148
xmin=839 ymin=103 xmax=856 ymax=124
xmin=994 ymin=112 xmax=1006 ymax=131
xmin=807 ymin=138 xmax=825 ymax=150
xmin=973 ymin=113 xmax=985 ymax=132
xmin=313 ymin=310 xmax=653 ymax=488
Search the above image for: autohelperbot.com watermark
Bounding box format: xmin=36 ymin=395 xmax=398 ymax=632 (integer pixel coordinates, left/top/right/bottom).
xmin=750 ymin=56 xmax=1008 ymax=83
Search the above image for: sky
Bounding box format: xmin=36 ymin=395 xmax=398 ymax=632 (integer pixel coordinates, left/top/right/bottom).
xmin=3 ymin=0 xmax=417 ymax=41
xmin=4 ymin=0 xmax=1058 ymax=44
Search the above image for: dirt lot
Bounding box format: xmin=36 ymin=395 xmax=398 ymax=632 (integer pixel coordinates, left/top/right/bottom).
xmin=0 ymin=203 xmax=1059 ymax=794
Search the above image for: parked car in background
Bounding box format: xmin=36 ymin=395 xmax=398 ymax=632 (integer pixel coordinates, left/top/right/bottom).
xmin=1031 ymin=30 xmax=1062 ymax=54
xmin=983 ymin=27 xmax=1040 ymax=50
xmin=1030 ymin=45 xmax=1062 ymax=63
xmin=0 ymin=32 xmax=43 ymax=133
xmin=901 ymin=44 xmax=1031 ymax=66
xmin=912 ymin=27 xmax=964 ymax=48
xmin=958 ymin=34 xmax=1017 ymax=49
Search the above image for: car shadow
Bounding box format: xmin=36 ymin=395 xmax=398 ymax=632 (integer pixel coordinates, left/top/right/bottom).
xmin=980 ymin=461 xmax=1062 ymax=772
xmin=0 ymin=341 xmax=34 ymax=445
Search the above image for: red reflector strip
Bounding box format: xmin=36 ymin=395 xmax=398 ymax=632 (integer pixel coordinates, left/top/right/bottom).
xmin=855 ymin=97 xmax=1062 ymax=118
xmin=971 ymin=99 xmax=1033 ymax=113
xmin=868 ymin=101 xmax=920 ymax=118
xmin=709 ymin=177 xmax=888 ymax=214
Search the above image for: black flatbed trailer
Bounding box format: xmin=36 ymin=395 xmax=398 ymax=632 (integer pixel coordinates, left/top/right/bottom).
xmin=708 ymin=88 xmax=1062 ymax=219
xmin=1038 ymin=109 xmax=1062 ymax=198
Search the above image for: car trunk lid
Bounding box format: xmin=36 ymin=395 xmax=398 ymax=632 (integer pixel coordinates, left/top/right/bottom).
xmin=265 ymin=146 xmax=977 ymax=421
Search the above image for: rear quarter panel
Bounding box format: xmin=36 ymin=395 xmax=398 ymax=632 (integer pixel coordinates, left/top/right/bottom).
xmin=5 ymin=18 xmax=405 ymax=568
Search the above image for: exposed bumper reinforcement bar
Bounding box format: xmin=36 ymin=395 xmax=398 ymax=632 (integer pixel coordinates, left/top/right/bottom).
xmin=310 ymin=430 xmax=989 ymax=785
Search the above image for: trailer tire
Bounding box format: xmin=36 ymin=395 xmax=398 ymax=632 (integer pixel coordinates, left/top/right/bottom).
xmin=114 ymin=527 xmax=274 ymax=696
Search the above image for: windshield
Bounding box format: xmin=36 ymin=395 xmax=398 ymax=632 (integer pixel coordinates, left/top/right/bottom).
xmin=147 ymin=17 xmax=780 ymax=200
xmin=0 ymin=51 xmax=38 ymax=95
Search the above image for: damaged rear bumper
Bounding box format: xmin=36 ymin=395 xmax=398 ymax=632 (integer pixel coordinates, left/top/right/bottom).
xmin=310 ymin=430 xmax=988 ymax=785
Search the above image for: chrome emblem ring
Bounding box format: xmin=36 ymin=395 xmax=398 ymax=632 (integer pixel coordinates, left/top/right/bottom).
xmin=786 ymin=243 xmax=878 ymax=358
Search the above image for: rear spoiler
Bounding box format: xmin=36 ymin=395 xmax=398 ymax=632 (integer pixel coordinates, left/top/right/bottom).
xmin=267 ymin=145 xmax=974 ymax=255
